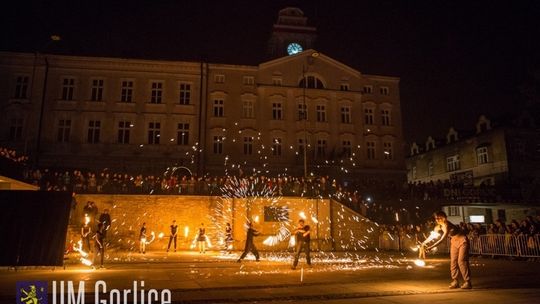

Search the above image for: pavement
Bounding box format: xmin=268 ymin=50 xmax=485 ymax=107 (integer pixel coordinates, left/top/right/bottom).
xmin=1 ymin=250 xmax=539 ymax=303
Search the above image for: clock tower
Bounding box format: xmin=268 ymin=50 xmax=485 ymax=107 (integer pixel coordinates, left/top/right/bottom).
xmin=268 ymin=7 xmax=317 ymax=58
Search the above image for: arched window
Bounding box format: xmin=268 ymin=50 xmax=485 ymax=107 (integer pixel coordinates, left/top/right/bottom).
xmin=299 ymin=76 xmax=325 ymax=89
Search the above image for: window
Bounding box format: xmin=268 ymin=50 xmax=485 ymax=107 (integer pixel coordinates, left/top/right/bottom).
xmin=380 ymin=86 xmax=390 ymax=95
xmin=150 ymin=82 xmax=163 ymax=104
xmin=214 ymin=74 xmax=225 ymax=83
xmin=14 ymin=76 xmax=29 ymax=99
xmin=264 ymin=206 xmax=289 ymax=222
xmin=341 ymin=106 xmax=351 ymax=123
xmin=87 ymin=120 xmax=101 ymax=144
xmin=428 ymin=161 xmax=434 ymax=176
xmin=363 ymin=85 xmax=373 ymax=94
xmin=448 ymin=206 xmax=461 ymax=217
xmin=299 ymin=76 xmax=325 ymax=89
xmin=316 ymin=139 xmax=327 ymax=157
xmin=91 ymin=79 xmax=104 ymax=101
xmin=148 ymin=122 xmax=161 ymax=144
xmin=272 ymin=138 xmax=282 ymax=156
xmin=383 ymin=142 xmax=393 ymax=160
xmin=121 ymin=80 xmax=133 ymax=103
xmin=179 ymin=83 xmax=191 ymax=105
xmin=340 ymin=83 xmax=349 ymax=91
xmin=57 ymin=119 xmax=71 ymax=142
xmin=61 ymin=77 xmax=75 ymax=100
xmin=316 ymin=105 xmax=326 ymax=122
xmin=446 ymin=155 xmax=460 ymax=172
xmin=272 ymin=103 xmax=283 ymax=120
xmin=117 ymin=121 xmax=131 ymax=144
xmin=366 ymin=141 xmax=376 ymax=160
xmin=213 ymin=99 xmax=224 ymax=117
xmin=272 ymin=78 xmax=282 ymax=86
xmin=177 ymin=123 xmax=189 ymax=145
xmin=411 ymin=166 xmax=417 ymax=179
xmin=381 ymin=109 xmax=391 ymax=126
xmin=244 ymin=137 xmax=253 ymax=155
xmin=476 ymin=146 xmax=489 ymax=164
xmin=298 ymin=103 xmax=308 ymax=120
xmin=364 ymin=108 xmax=374 ymax=125
xmin=242 ymin=100 xmax=254 ymax=118
xmin=9 ymin=118 xmax=23 ymax=140
xmin=243 ymin=76 xmax=255 ymax=85
xmin=213 ymin=136 xmax=223 ymax=154
xmin=342 ymin=140 xmax=352 ymax=158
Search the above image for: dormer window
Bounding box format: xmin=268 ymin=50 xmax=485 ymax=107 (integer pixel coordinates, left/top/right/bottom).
xmin=410 ymin=143 xmax=419 ymax=155
xmin=447 ymin=128 xmax=458 ymax=143
xmin=426 ymin=137 xmax=436 ymax=151
xmin=476 ymin=115 xmax=491 ymax=133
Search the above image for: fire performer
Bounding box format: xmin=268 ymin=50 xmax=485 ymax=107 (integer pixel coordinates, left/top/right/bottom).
xmin=81 ymin=222 xmax=92 ymax=252
xmin=237 ymin=221 xmax=260 ymax=262
xmin=139 ymin=222 xmax=147 ymax=254
xmin=224 ymin=222 xmax=233 ymax=254
xmin=93 ymin=223 xmax=105 ymax=268
xmin=291 ymin=219 xmax=311 ymax=269
xmin=167 ymin=220 xmax=178 ymax=252
xmin=425 ymin=211 xmax=472 ymax=289
xmin=197 ymin=223 xmax=206 ymax=253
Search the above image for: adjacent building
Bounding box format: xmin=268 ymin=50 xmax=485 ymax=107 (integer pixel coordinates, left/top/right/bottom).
xmin=407 ymin=114 xmax=540 ymax=223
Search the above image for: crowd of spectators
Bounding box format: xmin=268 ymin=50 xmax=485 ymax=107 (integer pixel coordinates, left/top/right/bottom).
xmin=379 ymin=214 xmax=540 ymax=242
xmin=0 ymin=147 xmax=29 ymax=179
xmin=1 ymin=146 xmax=536 ymax=228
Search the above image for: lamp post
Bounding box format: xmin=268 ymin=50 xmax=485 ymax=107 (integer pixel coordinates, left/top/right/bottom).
xmin=301 ymin=52 xmax=319 ymax=178
xmin=34 ymin=35 xmax=61 ymax=167
xmin=302 ymin=64 xmax=308 ymax=178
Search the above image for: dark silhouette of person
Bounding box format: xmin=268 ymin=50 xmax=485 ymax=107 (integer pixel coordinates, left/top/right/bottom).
xmin=237 ymin=221 xmax=260 ymax=262
xmin=426 ymin=211 xmax=472 ymax=289
xmin=98 ymin=209 xmax=111 ymax=238
xmin=292 ymin=219 xmax=311 ymax=269
xmin=93 ymin=223 xmax=105 ymax=268
xmin=139 ymin=222 xmax=147 ymax=254
xmin=197 ymin=223 xmax=206 ymax=253
xmin=167 ymin=220 xmax=178 ymax=252
xmin=81 ymin=222 xmax=92 ymax=252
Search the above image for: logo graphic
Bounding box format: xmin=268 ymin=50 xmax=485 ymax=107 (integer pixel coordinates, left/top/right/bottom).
xmin=16 ymin=281 xmax=47 ymax=304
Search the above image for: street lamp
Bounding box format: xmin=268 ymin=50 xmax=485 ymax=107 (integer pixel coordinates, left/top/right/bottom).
xmin=34 ymin=35 xmax=61 ymax=167
xmin=302 ymin=51 xmax=319 ymax=178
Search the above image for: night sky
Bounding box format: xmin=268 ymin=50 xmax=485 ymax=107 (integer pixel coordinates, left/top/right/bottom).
xmin=2 ymin=0 xmax=540 ymax=144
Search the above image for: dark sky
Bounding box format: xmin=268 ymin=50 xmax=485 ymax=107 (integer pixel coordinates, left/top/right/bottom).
xmin=2 ymin=0 xmax=540 ymax=143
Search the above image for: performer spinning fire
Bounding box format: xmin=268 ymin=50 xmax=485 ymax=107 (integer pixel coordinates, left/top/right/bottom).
xmin=291 ymin=219 xmax=311 ymax=269
xmin=424 ymin=211 xmax=472 ymax=289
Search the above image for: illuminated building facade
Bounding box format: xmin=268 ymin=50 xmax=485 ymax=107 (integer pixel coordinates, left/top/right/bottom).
xmin=0 ymin=8 xmax=405 ymax=184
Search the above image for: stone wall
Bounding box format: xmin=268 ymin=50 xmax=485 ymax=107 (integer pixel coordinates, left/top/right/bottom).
xmin=70 ymin=195 xmax=378 ymax=252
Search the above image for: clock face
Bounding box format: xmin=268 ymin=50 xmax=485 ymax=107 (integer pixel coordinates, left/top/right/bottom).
xmin=287 ymin=42 xmax=303 ymax=55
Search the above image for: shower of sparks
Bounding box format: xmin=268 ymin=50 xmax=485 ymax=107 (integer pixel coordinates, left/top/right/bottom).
xmin=145 ymin=232 xmax=156 ymax=244
xmin=414 ymin=259 xmax=426 ymax=267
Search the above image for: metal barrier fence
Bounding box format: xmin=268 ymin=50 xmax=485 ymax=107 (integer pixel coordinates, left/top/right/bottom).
xmin=378 ymin=233 xmax=540 ymax=258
